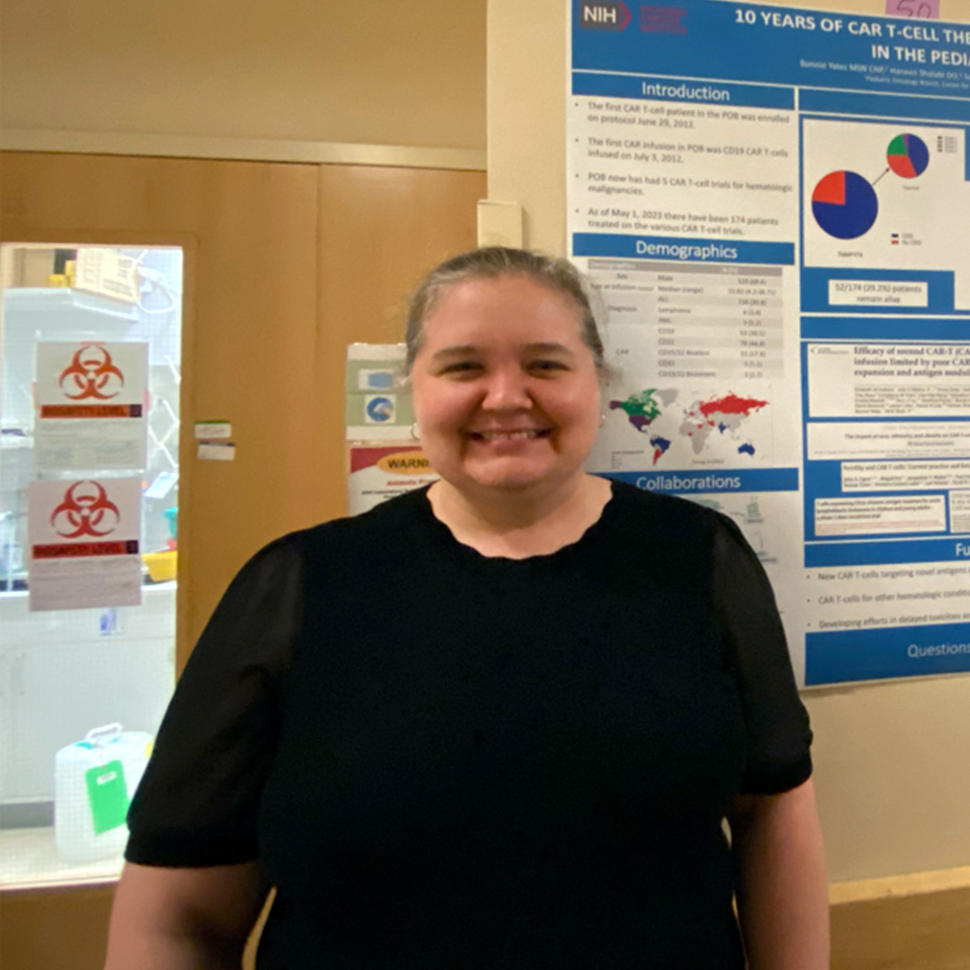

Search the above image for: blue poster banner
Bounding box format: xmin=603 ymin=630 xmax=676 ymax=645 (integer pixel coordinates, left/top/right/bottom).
xmin=573 ymin=1 xmax=970 ymax=96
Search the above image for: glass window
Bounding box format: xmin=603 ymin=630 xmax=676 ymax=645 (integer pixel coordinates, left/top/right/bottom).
xmin=0 ymin=244 xmax=182 ymax=888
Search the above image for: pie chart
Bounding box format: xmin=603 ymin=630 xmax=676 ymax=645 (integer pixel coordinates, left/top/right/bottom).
xmin=811 ymin=170 xmax=878 ymax=240
xmin=887 ymin=134 xmax=929 ymax=178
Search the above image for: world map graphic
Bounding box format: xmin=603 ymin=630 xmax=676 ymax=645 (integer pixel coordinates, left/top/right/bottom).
xmin=608 ymin=389 xmax=769 ymax=465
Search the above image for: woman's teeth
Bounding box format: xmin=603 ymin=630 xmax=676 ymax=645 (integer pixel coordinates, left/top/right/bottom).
xmin=472 ymin=430 xmax=544 ymax=440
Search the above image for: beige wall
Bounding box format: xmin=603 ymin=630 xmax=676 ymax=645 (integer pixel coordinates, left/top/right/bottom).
xmin=1 ymin=0 xmax=486 ymax=151
xmin=490 ymin=0 xmax=970 ymax=887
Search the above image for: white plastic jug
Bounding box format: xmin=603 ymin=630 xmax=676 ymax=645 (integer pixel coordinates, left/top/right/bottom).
xmin=54 ymin=723 xmax=152 ymax=861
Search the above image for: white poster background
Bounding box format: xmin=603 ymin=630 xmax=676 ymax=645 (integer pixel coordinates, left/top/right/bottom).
xmin=802 ymin=118 xmax=970 ymax=309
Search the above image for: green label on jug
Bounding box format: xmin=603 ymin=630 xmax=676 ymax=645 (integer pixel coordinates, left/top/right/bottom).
xmin=85 ymin=760 xmax=128 ymax=834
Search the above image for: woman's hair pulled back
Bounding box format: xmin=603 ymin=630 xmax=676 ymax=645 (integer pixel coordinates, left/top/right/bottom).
xmin=404 ymin=247 xmax=606 ymax=376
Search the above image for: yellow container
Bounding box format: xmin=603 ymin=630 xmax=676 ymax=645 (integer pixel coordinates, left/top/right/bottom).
xmin=142 ymin=550 xmax=177 ymax=582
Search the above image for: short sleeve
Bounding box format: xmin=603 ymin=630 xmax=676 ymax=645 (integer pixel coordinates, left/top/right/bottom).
xmin=125 ymin=534 xmax=306 ymax=866
xmin=712 ymin=516 xmax=813 ymax=795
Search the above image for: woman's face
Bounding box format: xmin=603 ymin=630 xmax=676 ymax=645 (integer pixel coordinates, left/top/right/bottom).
xmin=411 ymin=274 xmax=602 ymax=500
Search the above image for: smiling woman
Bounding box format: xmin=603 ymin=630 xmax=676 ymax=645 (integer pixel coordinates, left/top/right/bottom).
xmin=106 ymin=248 xmax=827 ymax=970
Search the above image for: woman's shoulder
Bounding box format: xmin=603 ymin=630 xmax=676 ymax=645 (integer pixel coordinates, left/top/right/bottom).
xmin=214 ymin=488 xmax=430 ymax=614
xmin=602 ymin=479 xmax=754 ymax=573
xmin=267 ymin=486 xmax=431 ymax=558
xmin=607 ymin=478 xmax=732 ymax=532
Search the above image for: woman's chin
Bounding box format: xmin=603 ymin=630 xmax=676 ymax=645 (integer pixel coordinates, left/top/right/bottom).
xmin=451 ymin=458 xmax=584 ymax=496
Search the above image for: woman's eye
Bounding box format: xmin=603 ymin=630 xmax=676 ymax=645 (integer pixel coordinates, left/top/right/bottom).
xmin=529 ymin=359 xmax=567 ymax=374
xmin=440 ymin=361 xmax=482 ymax=376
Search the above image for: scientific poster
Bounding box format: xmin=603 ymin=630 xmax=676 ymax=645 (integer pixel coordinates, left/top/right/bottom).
xmin=35 ymin=341 xmax=148 ymax=471
xmin=569 ymin=0 xmax=970 ymax=684
xmin=27 ymin=478 xmax=143 ymax=611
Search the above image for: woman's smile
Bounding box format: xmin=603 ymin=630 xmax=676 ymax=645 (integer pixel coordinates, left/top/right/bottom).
xmin=466 ymin=427 xmax=552 ymax=441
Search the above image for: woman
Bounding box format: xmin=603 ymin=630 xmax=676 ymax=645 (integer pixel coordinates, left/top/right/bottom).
xmin=106 ymin=247 xmax=828 ymax=968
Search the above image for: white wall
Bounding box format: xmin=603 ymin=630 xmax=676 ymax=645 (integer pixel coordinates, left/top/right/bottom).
xmin=489 ymin=0 xmax=970 ymax=885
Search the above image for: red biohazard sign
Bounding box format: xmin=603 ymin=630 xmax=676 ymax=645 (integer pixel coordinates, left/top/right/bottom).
xmin=58 ymin=343 xmax=126 ymax=400
xmin=50 ymin=481 xmax=122 ymax=538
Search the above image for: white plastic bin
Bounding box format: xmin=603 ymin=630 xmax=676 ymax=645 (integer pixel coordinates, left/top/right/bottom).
xmin=54 ymin=723 xmax=152 ymax=861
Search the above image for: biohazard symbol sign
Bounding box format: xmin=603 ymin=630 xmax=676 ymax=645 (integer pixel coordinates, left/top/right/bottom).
xmin=58 ymin=344 xmax=125 ymax=400
xmin=50 ymin=481 xmax=121 ymax=538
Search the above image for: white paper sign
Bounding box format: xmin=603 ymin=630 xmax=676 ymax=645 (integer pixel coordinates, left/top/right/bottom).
xmin=34 ymin=341 xmax=148 ymax=471
xmin=347 ymin=445 xmax=438 ymax=515
xmin=28 ymin=556 xmax=143 ymax=612
xmin=345 ymin=344 xmax=415 ymax=440
xmin=194 ymin=421 xmax=232 ymax=440
xmin=197 ymin=442 xmax=235 ymax=461
xmin=27 ymin=477 xmax=143 ymax=611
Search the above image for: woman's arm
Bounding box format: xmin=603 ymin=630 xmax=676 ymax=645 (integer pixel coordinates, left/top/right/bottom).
xmin=104 ymin=861 xmax=271 ymax=970
xmin=728 ymin=777 xmax=830 ymax=970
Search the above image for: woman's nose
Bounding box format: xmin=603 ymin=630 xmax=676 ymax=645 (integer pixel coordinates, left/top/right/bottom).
xmin=481 ymin=366 xmax=532 ymax=410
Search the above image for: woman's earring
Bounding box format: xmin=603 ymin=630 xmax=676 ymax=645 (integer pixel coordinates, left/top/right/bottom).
xmin=410 ymin=422 xmax=420 ymax=441
xmin=599 ymin=413 xmax=606 ymax=428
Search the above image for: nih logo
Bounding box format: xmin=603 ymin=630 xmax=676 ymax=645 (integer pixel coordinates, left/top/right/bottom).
xmin=579 ymin=2 xmax=631 ymax=30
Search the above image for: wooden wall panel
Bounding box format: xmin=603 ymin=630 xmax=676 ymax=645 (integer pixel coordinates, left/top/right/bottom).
xmin=0 ymin=886 xmax=114 ymax=970
xmin=4 ymin=881 xmax=970 ymax=970
xmin=831 ymin=886 xmax=970 ymax=969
